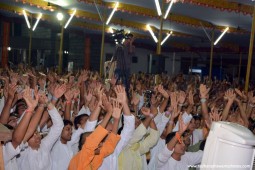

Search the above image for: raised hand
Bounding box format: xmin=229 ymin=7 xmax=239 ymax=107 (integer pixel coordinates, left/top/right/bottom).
xmin=85 ymin=89 xmax=93 ymax=103
xmin=38 ymin=91 xmax=48 ymax=105
xmin=248 ymin=92 xmax=255 ymax=105
xmin=178 ymin=114 xmax=190 ymax=134
xmin=141 ymin=107 xmax=150 ymax=117
xmin=199 ymin=84 xmax=210 ymax=99
xmin=114 ymin=85 xmax=127 ymax=104
xmin=224 ymin=89 xmax=236 ymax=102
xmin=102 ymin=95 xmax=112 ymax=113
xmin=23 ymin=86 xmax=39 ymax=111
xmin=53 ymin=84 xmax=67 ymax=99
xmin=158 ymin=84 xmax=169 ymax=99
xmin=234 ymin=88 xmax=247 ymax=101
xmin=64 ymin=89 xmax=74 ymax=102
xmin=111 ymin=98 xmax=123 ymax=119
xmin=170 ymin=92 xmax=177 ymax=105
xmin=94 ymin=84 xmax=104 ymax=101
xmin=0 ymin=76 xmax=9 ymax=84
xmin=8 ymin=84 xmax=17 ymax=100
xmin=78 ymin=70 xmax=89 ymax=85
xmin=10 ymin=73 xmax=19 ymax=86
xmin=210 ymin=107 xmax=222 ymax=122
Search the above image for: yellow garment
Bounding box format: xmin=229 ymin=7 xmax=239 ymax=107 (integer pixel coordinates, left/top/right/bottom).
xmin=118 ymin=124 xmax=160 ymax=170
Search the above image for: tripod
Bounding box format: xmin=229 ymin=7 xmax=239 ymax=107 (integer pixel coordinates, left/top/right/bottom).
xmin=113 ymin=44 xmax=130 ymax=93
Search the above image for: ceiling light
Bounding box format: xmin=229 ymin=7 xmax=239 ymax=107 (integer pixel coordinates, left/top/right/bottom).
xmin=164 ymin=0 xmax=174 ymax=19
xmin=64 ymin=9 xmax=76 ymax=29
xmin=214 ymin=27 xmax=229 ymax=45
xmin=161 ymin=31 xmax=173 ymax=45
xmin=23 ymin=10 xmax=31 ymax=29
xmin=147 ymin=24 xmax=158 ymax=43
xmin=106 ymin=2 xmax=119 ymax=25
xmin=7 ymin=47 xmax=11 ymax=51
xmin=154 ymin=0 xmax=162 ymax=16
xmin=32 ymin=13 xmax=42 ymax=31
xmin=56 ymin=12 xmax=64 ymax=21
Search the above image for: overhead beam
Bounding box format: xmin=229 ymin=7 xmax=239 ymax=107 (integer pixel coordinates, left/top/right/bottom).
xmin=184 ymin=0 xmax=254 ymax=16
xmin=13 ymin=0 xmax=248 ymax=34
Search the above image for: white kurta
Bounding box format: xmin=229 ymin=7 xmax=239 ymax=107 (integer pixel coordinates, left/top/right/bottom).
xmin=157 ymin=145 xmax=203 ymax=170
xmin=3 ymin=142 xmax=20 ymax=170
xmin=17 ymin=107 xmax=64 ymax=170
xmin=190 ymin=129 xmax=203 ymax=146
xmin=51 ymin=140 xmax=73 ymax=170
xmin=148 ymin=113 xmax=169 ymax=170
xmin=99 ymin=115 xmax=135 ymax=170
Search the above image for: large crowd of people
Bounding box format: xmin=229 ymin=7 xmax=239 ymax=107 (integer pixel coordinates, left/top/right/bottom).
xmin=0 ymin=64 xmax=254 ymax=170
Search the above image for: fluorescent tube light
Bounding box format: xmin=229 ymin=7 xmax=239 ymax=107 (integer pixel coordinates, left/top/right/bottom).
xmin=147 ymin=24 xmax=158 ymax=43
xmin=32 ymin=13 xmax=42 ymax=31
xmin=214 ymin=27 xmax=229 ymax=45
xmin=64 ymin=9 xmax=76 ymax=29
xmin=154 ymin=0 xmax=162 ymax=16
xmin=161 ymin=31 xmax=173 ymax=45
xmin=106 ymin=2 xmax=119 ymax=25
xmin=164 ymin=0 xmax=174 ymax=19
xmin=23 ymin=10 xmax=31 ymax=29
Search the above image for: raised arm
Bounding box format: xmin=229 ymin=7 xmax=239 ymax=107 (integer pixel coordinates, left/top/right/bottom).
xmin=12 ymin=87 xmax=38 ymax=148
xmin=23 ymin=90 xmax=45 ymax=142
xmin=100 ymin=95 xmax=113 ymax=128
xmin=222 ymin=89 xmax=236 ymax=121
xmin=111 ymin=99 xmax=122 ymax=134
xmin=114 ymin=85 xmax=131 ymax=116
xmin=167 ymin=115 xmax=189 ymax=151
xmin=51 ymin=84 xmax=67 ymax=106
xmin=64 ymin=89 xmax=74 ymax=120
xmin=138 ymin=119 xmax=159 ymax=155
xmin=158 ymin=85 xmax=169 ymax=114
xmin=235 ymin=98 xmax=249 ymax=127
xmin=88 ymin=85 xmax=104 ymax=122
xmin=199 ymin=84 xmax=210 ymax=124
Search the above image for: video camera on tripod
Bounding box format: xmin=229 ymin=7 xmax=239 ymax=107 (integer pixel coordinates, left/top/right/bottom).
xmin=112 ymin=29 xmax=133 ymax=44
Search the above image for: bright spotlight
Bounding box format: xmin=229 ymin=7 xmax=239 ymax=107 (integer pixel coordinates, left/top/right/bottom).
xmin=56 ymin=12 xmax=64 ymax=21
